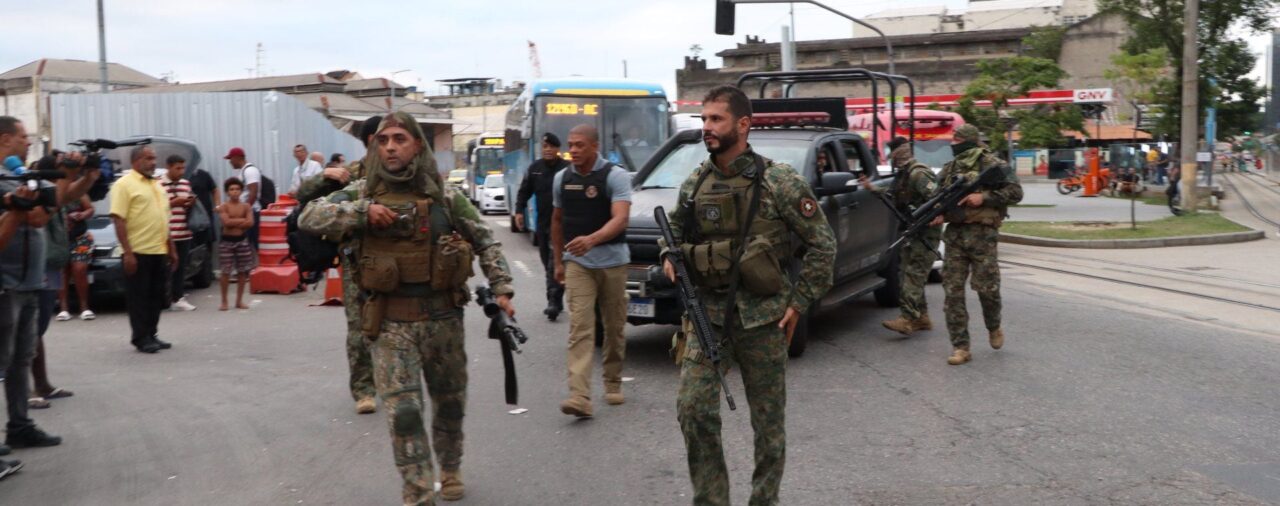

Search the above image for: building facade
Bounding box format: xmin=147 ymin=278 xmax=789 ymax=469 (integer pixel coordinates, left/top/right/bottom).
xmin=861 ymin=0 xmax=1098 ymax=37
xmin=0 ymin=58 xmax=165 ymax=159
xmin=424 ymin=78 xmax=525 ymax=163
xmin=676 ymin=13 xmax=1133 ymax=120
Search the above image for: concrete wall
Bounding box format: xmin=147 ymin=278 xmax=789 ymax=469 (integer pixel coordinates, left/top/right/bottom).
xmin=1059 ymin=14 xmax=1135 ymax=120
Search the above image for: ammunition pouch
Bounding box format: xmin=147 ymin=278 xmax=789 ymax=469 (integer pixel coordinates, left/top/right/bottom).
xmin=682 ymin=239 xmax=735 ymax=289
xmin=670 ymin=317 xmax=691 ymax=365
xmin=431 ymin=232 xmax=475 ymax=291
xmin=738 ymin=235 xmax=785 ymax=296
xmin=361 ymin=295 xmax=387 ymax=339
xmin=359 ymin=256 xmax=401 ymax=293
xmin=384 ymin=295 xmax=434 ymax=322
xmin=696 ymin=192 xmax=741 ymax=236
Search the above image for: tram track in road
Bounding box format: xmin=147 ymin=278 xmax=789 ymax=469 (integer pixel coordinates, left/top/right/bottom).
xmin=1005 ymin=249 xmax=1280 ymax=292
xmin=1000 ymin=259 xmax=1280 ymax=314
xmin=1220 ymin=173 xmax=1280 ymax=230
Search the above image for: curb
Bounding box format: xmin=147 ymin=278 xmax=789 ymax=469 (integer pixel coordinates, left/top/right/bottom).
xmin=999 ymin=229 xmax=1266 ymax=249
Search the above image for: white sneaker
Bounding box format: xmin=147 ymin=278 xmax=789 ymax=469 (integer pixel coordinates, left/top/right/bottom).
xmin=55 ymin=311 xmax=72 ymax=322
xmin=79 ymin=310 xmax=96 ymax=320
xmin=171 ymin=298 xmax=197 ymax=312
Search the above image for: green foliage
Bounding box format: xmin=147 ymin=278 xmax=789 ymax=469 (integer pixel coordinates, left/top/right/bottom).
xmin=1022 ymin=25 xmax=1067 ymax=61
xmin=1104 ymin=48 xmax=1172 ymax=105
xmin=1098 ymin=0 xmax=1274 ymax=138
xmin=958 ymin=57 xmax=1081 ymax=151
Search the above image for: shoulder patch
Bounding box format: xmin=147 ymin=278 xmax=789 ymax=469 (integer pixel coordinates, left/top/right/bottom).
xmin=799 ymin=197 xmax=818 ymax=218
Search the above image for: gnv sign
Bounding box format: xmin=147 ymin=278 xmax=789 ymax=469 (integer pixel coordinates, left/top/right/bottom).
xmin=1072 ymin=88 xmax=1113 ymax=103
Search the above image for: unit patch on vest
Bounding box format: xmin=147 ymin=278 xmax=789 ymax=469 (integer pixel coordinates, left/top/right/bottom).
xmin=585 ymin=185 xmax=599 ymax=199
xmin=703 ymin=205 xmax=722 ymax=222
xmin=564 ymin=184 xmax=585 ymax=191
xmin=799 ymin=198 xmax=818 ymax=218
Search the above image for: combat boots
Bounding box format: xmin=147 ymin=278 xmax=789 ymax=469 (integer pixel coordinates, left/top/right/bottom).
xmin=604 ymin=383 xmax=625 ymax=406
xmin=355 ymin=397 xmax=376 ymax=415
xmin=439 ymin=469 xmax=464 ymax=501
xmin=989 ymin=328 xmax=1005 ymax=350
xmin=559 ymin=396 xmax=593 ymax=418
xmin=882 ymin=314 xmax=932 ymax=335
xmin=947 ymin=347 xmax=972 ymax=365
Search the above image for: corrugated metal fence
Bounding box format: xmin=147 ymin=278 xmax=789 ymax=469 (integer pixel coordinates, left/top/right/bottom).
xmin=50 ymin=92 xmax=367 ymax=187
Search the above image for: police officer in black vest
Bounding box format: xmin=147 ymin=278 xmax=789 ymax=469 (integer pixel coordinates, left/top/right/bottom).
xmin=515 ymin=133 xmax=571 ymax=320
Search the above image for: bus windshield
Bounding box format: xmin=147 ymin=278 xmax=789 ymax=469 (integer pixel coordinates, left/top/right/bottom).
xmin=533 ymin=96 xmax=669 ymax=169
xmin=474 ymin=148 xmax=503 ymax=174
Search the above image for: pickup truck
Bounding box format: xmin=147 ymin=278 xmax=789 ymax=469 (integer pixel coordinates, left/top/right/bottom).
xmin=623 ymin=113 xmax=903 ymax=357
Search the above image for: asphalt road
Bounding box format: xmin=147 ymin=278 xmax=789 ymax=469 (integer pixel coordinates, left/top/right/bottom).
xmin=2 ymin=215 xmax=1278 ymax=505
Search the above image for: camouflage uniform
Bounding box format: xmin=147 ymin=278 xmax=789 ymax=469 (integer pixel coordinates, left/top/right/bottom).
xmin=300 ymin=162 xmax=512 ymax=505
xmin=936 ymin=144 xmax=1022 ymax=350
xmin=297 ymin=160 xmax=374 ymax=403
xmin=666 ymin=149 xmax=836 ymax=506
xmin=874 ymin=157 xmax=941 ymax=321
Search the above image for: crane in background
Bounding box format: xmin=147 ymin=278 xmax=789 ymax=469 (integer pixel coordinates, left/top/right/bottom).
xmin=528 ymin=40 xmax=542 ymax=79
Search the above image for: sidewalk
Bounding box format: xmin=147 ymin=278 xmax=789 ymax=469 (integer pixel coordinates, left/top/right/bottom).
xmin=1008 ymin=182 xmax=1171 ymax=223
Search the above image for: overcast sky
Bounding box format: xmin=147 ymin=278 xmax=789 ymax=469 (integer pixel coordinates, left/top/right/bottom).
xmin=0 ymin=0 xmax=1271 ymax=100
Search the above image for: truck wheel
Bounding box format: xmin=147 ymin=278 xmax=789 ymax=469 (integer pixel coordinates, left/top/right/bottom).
xmin=874 ymin=255 xmax=902 ymax=308
xmin=193 ymin=255 xmax=214 ymax=289
xmin=787 ymin=309 xmax=810 ymax=358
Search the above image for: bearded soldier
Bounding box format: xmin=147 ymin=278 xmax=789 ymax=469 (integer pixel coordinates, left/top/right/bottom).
xmin=860 ymin=136 xmax=941 ymax=335
xmin=296 ymin=114 xmax=382 ymax=415
xmin=930 ymin=124 xmax=1022 ymax=365
xmin=300 ymin=112 xmax=515 ymax=505
xmin=663 ymin=86 xmax=835 ymax=505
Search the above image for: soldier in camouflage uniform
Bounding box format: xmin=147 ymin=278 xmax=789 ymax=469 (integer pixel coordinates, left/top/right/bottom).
xmin=860 ymin=137 xmax=941 ymax=335
xmin=296 ymin=115 xmax=383 ymax=415
xmin=932 ymin=124 xmax=1022 ymax=365
xmin=663 ymin=86 xmax=836 ymax=506
xmin=300 ymin=112 xmax=515 ymax=505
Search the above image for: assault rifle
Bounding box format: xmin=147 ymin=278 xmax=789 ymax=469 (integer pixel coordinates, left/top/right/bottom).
xmin=655 ymin=206 xmax=736 ymax=411
xmin=475 ymin=286 xmax=529 ymax=405
xmin=887 ymin=164 xmax=1005 ymax=253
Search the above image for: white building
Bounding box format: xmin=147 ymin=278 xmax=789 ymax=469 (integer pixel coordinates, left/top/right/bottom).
xmin=860 ymin=0 xmax=1098 ymax=37
xmin=0 ymin=58 xmax=165 ymax=159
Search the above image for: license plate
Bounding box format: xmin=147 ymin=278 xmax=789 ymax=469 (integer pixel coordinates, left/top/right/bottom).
xmin=627 ymin=297 xmax=656 ymax=318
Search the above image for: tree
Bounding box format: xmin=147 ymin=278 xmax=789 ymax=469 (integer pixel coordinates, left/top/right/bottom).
xmin=1099 ymin=0 xmax=1274 ymax=138
xmin=957 ymin=57 xmax=1085 ymax=153
xmin=1104 ymin=48 xmax=1176 ymax=126
xmin=1022 ymin=25 xmax=1067 ymax=61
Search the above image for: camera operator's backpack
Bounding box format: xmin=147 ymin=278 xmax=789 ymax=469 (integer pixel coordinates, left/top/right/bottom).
xmin=285 ymin=206 xmax=339 ymax=284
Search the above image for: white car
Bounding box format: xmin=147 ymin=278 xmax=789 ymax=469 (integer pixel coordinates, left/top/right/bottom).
xmin=478 ymin=174 xmax=507 ymax=214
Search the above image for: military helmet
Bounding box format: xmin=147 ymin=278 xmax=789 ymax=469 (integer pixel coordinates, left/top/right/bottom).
xmin=954 ymin=124 xmax=981 ymax=142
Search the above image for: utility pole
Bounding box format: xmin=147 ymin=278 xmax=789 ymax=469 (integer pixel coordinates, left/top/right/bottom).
xmin=623 ymin=60 xmax=628 ymax=78
xmin=255 ymin=43 xmax=264 ymax=77
xmin=730 ymin=0 xmax=894 ymax=75
xmin=96 ymin=0 xmax=108 ymax=92
xmin=1178 ymin=0 xmax=1199 ymax=212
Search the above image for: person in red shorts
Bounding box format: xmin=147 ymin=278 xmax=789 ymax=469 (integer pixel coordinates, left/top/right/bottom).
xmin=218 ymin=178 xmax=256 ymax=311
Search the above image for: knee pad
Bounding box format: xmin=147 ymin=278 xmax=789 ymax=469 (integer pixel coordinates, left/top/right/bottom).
xmin=393 ymin=402 xmax=425 ymax=437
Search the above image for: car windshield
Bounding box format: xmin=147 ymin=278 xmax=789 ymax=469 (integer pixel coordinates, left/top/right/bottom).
xmin=637 ymin=138 xmax=813 ymax=189
xmin=913 ymin=139 xmax=953 ymax=169
xmin=483 ymin=175 xmax=504 ymax=188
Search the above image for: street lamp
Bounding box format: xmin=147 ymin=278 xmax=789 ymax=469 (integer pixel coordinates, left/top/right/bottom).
xmin=389 ymin=69 xmax=412 ymax=112
xmin=718 ymin=0 xmax=895 ymax=75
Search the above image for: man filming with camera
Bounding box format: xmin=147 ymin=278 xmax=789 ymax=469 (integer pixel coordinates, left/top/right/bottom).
xmin=0 ymin=116 xmax=104 ymax=478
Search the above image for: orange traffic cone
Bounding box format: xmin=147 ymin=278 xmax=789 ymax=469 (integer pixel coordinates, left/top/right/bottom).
xmin=322 ymin=268 xmax=344 ymax=306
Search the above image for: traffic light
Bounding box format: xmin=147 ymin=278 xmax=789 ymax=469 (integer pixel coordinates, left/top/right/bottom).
xmin=715 ymin=0 xmax=736 ymax=35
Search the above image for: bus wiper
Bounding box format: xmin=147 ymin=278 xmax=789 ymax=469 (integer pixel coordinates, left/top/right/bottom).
xmin=639 ymin=184 xmax=674 ymax=190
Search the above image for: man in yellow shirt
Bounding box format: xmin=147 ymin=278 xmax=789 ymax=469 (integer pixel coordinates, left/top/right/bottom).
xmin=110 ymin=146 xmax=178 ymax=353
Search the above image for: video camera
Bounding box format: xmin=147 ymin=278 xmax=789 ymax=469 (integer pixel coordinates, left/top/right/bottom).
xmin=68 ymin=137 xmax=153 ymax=201
xmin=0 ymin=156 xmax=64 ymax=211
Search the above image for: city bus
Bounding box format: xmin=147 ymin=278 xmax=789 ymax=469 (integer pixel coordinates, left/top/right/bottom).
xmin=848 ymin=109 xmax=966 ymax=171
xmin=502 ymin=78 xmax=670 ymax=232
xmin=466 ymin=132 xmax=506 ymax=202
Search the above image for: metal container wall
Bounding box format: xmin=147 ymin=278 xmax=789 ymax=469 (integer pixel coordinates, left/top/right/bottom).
xmin=50 ymin=91 xmax=367 ymax=187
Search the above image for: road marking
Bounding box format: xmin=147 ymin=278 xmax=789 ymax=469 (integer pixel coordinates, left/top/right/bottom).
xmin=513 ymin=260 xmax=535 ymax=278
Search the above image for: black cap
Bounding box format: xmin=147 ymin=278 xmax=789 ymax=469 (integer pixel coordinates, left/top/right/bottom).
xmin=542 ymin=132 xmax=561 ymax=148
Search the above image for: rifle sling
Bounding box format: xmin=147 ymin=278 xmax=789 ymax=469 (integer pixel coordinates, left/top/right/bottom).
xmin=719 ymin=154 xmax=767 ymax=340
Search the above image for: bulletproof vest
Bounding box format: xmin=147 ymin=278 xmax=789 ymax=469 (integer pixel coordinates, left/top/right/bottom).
xmin=943 ymin=148 xmax=1003 ymax=225
xmin=684 ymin=162 xmax=791 ymax=291
xmin=560 ymin=164 xmax=624 ymax=245
xmin=362 ymin=181 xmax=455 ymax=287
xmin=894 ymin=161 xmax=932 ymax=208
xmin=529 ymin=159 xmax=565 ymax=228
